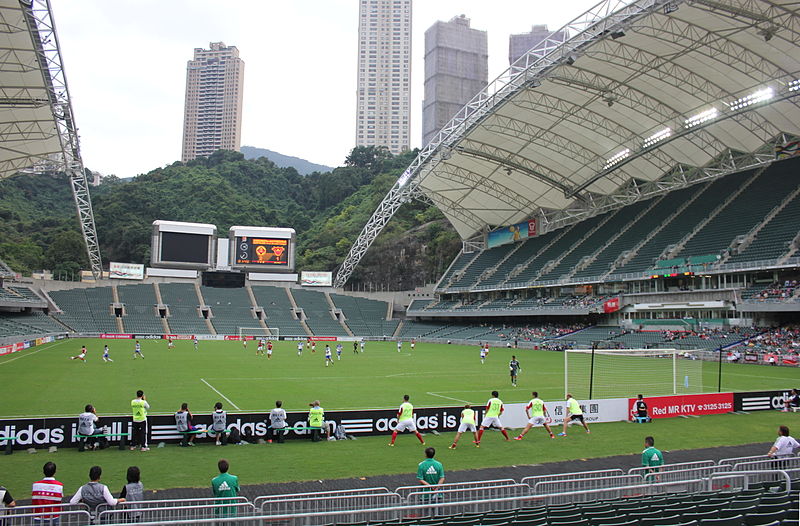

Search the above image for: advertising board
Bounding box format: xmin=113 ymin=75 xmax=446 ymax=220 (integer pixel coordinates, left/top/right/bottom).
xmin=631 ymin=393 xmax=733 ymax=419
xmin=109 ymin=262 xmax=145 ymax=280
xmin=301 ymin=271 xmax=333 ymax=287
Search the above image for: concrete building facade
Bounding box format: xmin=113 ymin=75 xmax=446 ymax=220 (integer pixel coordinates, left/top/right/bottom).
xmin=182 ymin=42 xmax=244 ymax=162
xmin=422 ymin=15 xmax=487 ymax=146
xmin=509 ymin=24 xmax=566 ymax=65
xmin=355 ymin=0 xmax=412 ymax=155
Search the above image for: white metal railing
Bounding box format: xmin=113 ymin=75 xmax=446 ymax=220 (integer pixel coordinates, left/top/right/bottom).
xmin=628 ymin=459 xmax=717 ymax=476
xmin=522 ymin=468 xmax=625 ymax=488
xmin=254 ymin=487 xmax=392 ymax=510
xmin=395 ymin=478 xmax=517 ymax=499
xmin=533 ymin=475 xmax=643 ymax=495
xmin=0 ymin=510 xmax=92 ymax=525
xmin=96 ymin=502 xmax=256 ymax=524
xmin=95 ymin=496 xmax=248 ymax=515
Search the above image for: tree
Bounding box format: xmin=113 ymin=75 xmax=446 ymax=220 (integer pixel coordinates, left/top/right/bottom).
xmin=344 ymin=146 xmax=391 ymax=172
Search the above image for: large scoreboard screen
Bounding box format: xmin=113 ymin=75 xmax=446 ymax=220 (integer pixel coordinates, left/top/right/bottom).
xmin=151 ymin=220 xmax=216 ymax=270
xmin=229 ymin=226 xmax=296 ymax=272
xmin=235 ymin=237 xmax=289 ymax=266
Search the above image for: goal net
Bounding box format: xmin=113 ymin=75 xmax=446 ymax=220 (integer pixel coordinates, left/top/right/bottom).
xmin=564 ymin=348 xmax=706 ymax=399
xmin=238 ymin=327 xmax=279 ymax=339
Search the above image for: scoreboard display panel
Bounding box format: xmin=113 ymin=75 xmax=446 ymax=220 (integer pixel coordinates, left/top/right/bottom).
xmin=229 ymin=226 xmax=296 ymax=272
xmin=151 ymin=220 xmax=217 ymax=270
xmin=235 ymin=237 xmax=289 ymax=266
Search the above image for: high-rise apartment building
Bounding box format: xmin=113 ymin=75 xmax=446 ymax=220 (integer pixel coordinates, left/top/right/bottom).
xmin=182 ymin=42 xmax=244 ymax=162
xmin=509 ymin=24 xmax=566 ymax=65
xmin=422 ymin=15 xmax=487 ymax=146
xmin=355 ymin=0 xmax=412 ymax=155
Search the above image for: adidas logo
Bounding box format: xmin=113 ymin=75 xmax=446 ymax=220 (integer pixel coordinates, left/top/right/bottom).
xmin=426 ymin=466 xmax=437 ymax=475
xmin=218 ymin=481 xmax=231 ymax=491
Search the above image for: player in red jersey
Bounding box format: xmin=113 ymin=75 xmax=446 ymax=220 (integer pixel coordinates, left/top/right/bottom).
xmin=70 ymin=346 xmax=88 ymax=362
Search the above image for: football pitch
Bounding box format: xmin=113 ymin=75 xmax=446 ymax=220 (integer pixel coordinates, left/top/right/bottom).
xmin=0 ymin=338 xmax=796 ymax=418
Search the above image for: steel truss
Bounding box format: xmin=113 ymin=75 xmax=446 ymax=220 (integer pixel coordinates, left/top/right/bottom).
xmin=334 ymin=0 xmax=800 ymax=288
xmin=21 ymin=0 xmax=102 ymax=278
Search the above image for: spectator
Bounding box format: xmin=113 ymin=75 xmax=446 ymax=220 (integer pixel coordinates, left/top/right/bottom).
xmin=119 ymin=466 xmax=143 ymax=522
xmin=267 ymin=400 xmax=287 ymax=444
xmin=632 ymin=394 xmax=650 ymax=422
xmin=77 ymin=404 xmax=107 ymax=451
xmin=211 ymin=402 xmax=227 ymax=446
xmin=767 ymin=425 xmax=800 ymax=458
xmin=0 ymin=484 xmax=15 ymax=510
xmin=69 ymin=466 xmax=124 ymax=518
xmin=31 ymin=461 xmax=63 ymax=523
xmin=784 ymin=389 xmax=799 ymax=412
xmin=130 ymin=390 xmax=149 ymax=452
xmin=417 ymin=447 xmax=445 ymax=500
xmin=212 ymin=459 xmax=239 ymax=518
xmin=642 ymin=436 xmax=664 ymax=475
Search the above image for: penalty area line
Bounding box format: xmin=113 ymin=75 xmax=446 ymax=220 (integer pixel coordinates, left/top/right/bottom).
xmin=426 ymin=391 xmax=470 ymax=404
xmin=200 ymin=378 xmax=241 ymax=411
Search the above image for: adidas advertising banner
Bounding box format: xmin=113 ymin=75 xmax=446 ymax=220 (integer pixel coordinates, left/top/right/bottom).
xmin=733 ymin=390 xmax=794 ymax=412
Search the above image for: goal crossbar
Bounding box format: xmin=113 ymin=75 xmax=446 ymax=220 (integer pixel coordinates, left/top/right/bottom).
xmin=238 ymin=327 xmax=279 ymax=339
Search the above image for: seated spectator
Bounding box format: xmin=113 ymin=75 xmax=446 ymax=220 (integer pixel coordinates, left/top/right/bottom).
xmin=784 ymin=389 xmax=799 ymax=412
xmin=119 ymin=466 xmax=144 ymax=521
xmin=70 ymin=466 xmax=124 ymax=518
xmin=175 ymin=402 xmax=198 ymax=446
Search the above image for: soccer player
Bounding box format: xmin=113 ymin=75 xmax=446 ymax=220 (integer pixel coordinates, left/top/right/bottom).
xmin=389 ymin=394 xmax=425 ymax=446
xmin=133 ymin=340 xmax=144 ymax=359
xmin=212 ymin=459 xmax=239 ymax=498
xmin=353 ymin=341 xmax=359 ymax=354
xmin=417 ymin=447 xmax=445 ymax=495
xmin=211 ymin=402 xmax=227 ymax=446
xmin=642 ymin=436 xmax=664 ymax=477
xmin=397 ymin=340 xmax=402 ymax=353
xmin=102 ymin=344 xmax=113 ymax=363
xmin=130 ymin=390 xmax=150 ymax=451
xmin=266 ymin=340 xmax=273 ymax=359
xmin=449 ymin=404 xmax=479 ymax=449
xmin=476 ymin=391 xmax=510 ymax=444
xmin=558 ymin=393 xmax=590 ymax=436
xmin=193 ymin=336 xmax=199 ymax=350
xmin=32 ymin=461 xmax=63 ymax=522
xmin=336 ymin=343 xmax=343 ymax=360
xmin=632 ymin=394 xmax=650 ymax=422
xmin=311 ymin=340 xmax=317 ymax=353
xmin=167 ymin=337 xmax=174 ymax=349
xmin=480 ymin=345 xmax=487 ymax=365
xmin=242 ymin=338 xmax=247 ymax=351
xmin=256 ymin=339 xmax=264 ymax=356
xmin=483 ymin=342 xmax=490 ymax=355
xmin=509 ymin=356 xmax=521 ymax=386
xmin=410 ymin=339 xmax=416 ymax=351
xmin=175 ymin=402 xmax=198 ymax=446
xmin=360 ymin=340 xmax=365 ymax=353
xmin=308 ymin=400 xmax=325 ymax=442
xmin=515 ymin=391 xmax=554 ymax=440
xmin=324 ymin=345 xmax=333 ymax=366
xmin=70 ymin=345 xmax=88 ymax=362
xmin=297 ymin=341 xmax=304 ymax=356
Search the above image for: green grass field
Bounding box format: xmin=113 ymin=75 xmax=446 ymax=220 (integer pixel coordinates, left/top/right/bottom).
xmin=0 ymin=338 xmax=797 ymax=498
xmin=0 ymin=338 xmax=796 ymax=417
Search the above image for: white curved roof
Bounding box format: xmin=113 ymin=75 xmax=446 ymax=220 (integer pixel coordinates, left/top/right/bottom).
xmin=0 ymin=0 xmax=75 ymax=179
xmin=408 ymin=0 xmax=800 ymax=239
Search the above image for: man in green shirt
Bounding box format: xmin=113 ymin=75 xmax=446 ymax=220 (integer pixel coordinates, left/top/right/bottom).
xmin=448 ymin=404 xmax=479 ymax=449
xmin=212 ymin=459 xmax=239 ymax=517
xmin=642 ymin=436 xmax=664 ymax=474
xmin=308 ymin=400 xmax=325 ymax=442
xmin=389 ymin=394 xmax=425 ymax=446
xmin=557 ymin=393 xmax=590 ymax=437
xmin=515 ymin=391 xmax=555 ymax=440
xmin=417 ymin=447 xmax=445 ymax=499
xmin=477 ymin=391 xmax=510 ymax=444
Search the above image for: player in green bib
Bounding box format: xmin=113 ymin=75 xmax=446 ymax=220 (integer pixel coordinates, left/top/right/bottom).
xmin=130 ymin=390 xmax=150 ymax=451
xmin=642 ymin=436 xmax=664 ymax=476
xmin=515 ymin=391 xmax=555 ymax=440
xmin=558 ymin=393 xmax=590 ymax=436
xmin=389 ymin=395 xmax=425 ymax=445
xmin=477 ymin=391 xmax=510 ymax=444
xmin=449 ymin=404 xmax=479 ymax=449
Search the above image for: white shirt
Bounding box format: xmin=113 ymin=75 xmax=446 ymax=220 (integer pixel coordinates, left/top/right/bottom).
xmin=772 ymin=435 xmax=800 ymax=457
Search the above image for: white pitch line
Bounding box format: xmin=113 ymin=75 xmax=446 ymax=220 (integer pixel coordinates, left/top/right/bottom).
xmin=0 ymin=339 xmax=70 ymax=365
xmin=427 ymin=391 xmax=470 ymax=404
xmin=200 ymin=378 xmax=241 ymax=411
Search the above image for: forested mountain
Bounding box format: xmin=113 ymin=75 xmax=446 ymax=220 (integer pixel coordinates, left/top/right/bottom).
xmin=0 ymin=148 xmax=461 ymax=289
xmin=240 ymin=146 xmax=334 ymax=175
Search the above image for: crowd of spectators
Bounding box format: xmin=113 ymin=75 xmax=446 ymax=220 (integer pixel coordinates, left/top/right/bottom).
xmin=497 ymin=323 xmax=586 ymax=342
xmin=746 ymin=281 xmax=798 ymax=301
xmin=740 ymin=326 xmax=800 ymax=356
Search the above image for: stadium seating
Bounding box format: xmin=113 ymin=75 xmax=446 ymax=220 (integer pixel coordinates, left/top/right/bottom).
xmin=437 ymin=252 xmax=479 ymax=289
xmin=158 ymin=283 xmax=209 ymax=334
xmin=250 ymin=285 xmax=306 ymax=337
xmin=330 ymin=293 xmax=399 ymax=337
xmin=449 ymin=242 xmax=518 ymax=289
xmin=291 ymin=288 xmax=349 ymax=336
xmin=728 ymin=188 xmax=800 ymax=263
xmin=201 ymin=286 xmax=258 ymax=336
xmin=2 ymin=285 xmax=43 ymax=303
xmin=117 ymin=283 xmax=164 ymax=334
xmin=0 ymin=311 xmax=64 ymax=337
xmin=50 ymin=287 xmax=117 ymax=333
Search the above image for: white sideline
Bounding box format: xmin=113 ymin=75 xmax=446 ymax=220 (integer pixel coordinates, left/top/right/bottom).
xmin=201 ymin=378 xmax=241 ymax=410
xmin=426 ymin=391 xmax=470 ymax=404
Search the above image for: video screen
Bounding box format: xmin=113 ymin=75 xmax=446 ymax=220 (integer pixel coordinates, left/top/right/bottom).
xmin=235 ymin=237 xmax=289 ymax=266
xmin=160 ymin=232 xmax=210 ymax=264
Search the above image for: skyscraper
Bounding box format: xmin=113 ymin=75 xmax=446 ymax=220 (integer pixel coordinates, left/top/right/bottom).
xmin=422 ymin=15 xmax=487 ymax=146
xmin=509 ymin=25 xmax=567 ymax=65
xmin=355 ymin=0 xmax=412 ymax=155
xmin=182 ymin=42 xmax=244 ymax=162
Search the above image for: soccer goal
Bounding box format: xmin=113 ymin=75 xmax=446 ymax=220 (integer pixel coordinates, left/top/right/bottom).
xmin=238 ymin=327 xmax=279 ymax=339
xmin=564 ymin=347 xmax=706 ymax=399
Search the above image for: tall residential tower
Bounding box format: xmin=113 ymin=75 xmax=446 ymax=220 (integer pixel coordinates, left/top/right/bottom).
xmin=422 ymin=15 xmax=487 ymax=146
xmin=355 ymin=0 xmax=412 ymax=155
xmin=182 ymin=42 xmax=244 ymax=162
xmin=509 ymin=25 xmax=566 ymax=65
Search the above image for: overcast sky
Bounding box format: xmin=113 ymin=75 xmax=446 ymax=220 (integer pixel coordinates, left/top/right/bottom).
xmin=53 ymin=0 xmax=600 ymax=178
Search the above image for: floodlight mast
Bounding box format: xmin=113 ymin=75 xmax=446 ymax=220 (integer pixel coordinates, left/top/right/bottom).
xmin=23 ymin=0 xmax=103 ymax=279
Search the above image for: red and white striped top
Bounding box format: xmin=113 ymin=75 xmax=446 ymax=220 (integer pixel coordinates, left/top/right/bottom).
xmin=31 ymin=477 xmax=63 ymax=517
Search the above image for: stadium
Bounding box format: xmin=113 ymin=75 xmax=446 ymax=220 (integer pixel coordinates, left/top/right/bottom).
xmin=1 ymin=0 xmax=800 ymax=525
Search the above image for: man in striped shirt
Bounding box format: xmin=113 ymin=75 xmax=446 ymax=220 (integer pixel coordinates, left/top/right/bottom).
xmin=32 ymin=462 xmax=63 ymax=522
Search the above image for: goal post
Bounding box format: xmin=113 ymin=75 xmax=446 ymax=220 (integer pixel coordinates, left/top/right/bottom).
xmin=564 ymin=347 xmax=705 ymax=399
xmin=238 ymin=327 xmax=279 ymax=339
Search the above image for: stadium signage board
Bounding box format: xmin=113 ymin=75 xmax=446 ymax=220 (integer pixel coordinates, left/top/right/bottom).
xmin=631 ymin=393 xmax=733 ymax=419
xmin=109 ymin=262 xmax=145 ymax=280
xmin=229 ymin=226 xmax=296 ymax=272
xmin=733 ymin=390 xmax=793 ymax=412
xmin=301 ymin=271 xmax=333 ymax=287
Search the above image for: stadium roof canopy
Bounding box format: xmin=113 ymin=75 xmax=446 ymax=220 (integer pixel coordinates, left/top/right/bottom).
xmin=336 ymin=0 xmax=800 ymax=287
xmin=0 ymin=0 xmax=102 ymax=276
